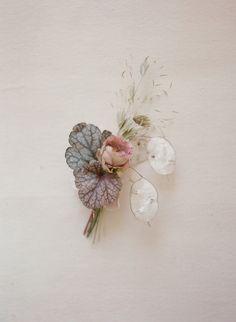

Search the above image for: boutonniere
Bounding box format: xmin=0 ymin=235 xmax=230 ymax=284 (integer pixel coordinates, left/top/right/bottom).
xmin=65 ymin=57 xmax=176 ymax=240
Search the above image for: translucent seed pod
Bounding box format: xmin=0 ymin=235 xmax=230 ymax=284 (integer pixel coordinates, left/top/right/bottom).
xmin=147 ymin=137 xmax=176 ymax=175
xmin=130 ymin=178 xmax=158 ymax=223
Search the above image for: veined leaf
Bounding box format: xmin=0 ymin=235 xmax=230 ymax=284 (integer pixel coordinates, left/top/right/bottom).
xmin=101 ymin=130 xmax=112 ymax=144
xmin=65 ymin=123 xmax=102 ymax=170
xmin=74 ymin=160 xmax=122 ymax=209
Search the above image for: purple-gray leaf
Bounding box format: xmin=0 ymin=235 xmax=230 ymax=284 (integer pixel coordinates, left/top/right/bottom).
xmin=69 ymin=123 xmax=101 ymax=152
xmin=74 ymin=160 xmax=122 ymax=209
xmin=101 ymin=130 xmax=112 ymax=144
xmin=65 ymin=123 xmax=102 ymax=170
xmin=65 ymin=147 xmax=88 ymax=170
xmin=72 ymin=122 xmax=87 ymax=132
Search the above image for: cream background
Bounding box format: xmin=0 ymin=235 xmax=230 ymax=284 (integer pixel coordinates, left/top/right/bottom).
xmin=0 ymin=1 xmax=236 ymax=322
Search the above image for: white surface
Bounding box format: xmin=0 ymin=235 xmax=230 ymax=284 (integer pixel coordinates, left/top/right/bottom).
xmin=0 ymin=1 xmax=236 ymax=322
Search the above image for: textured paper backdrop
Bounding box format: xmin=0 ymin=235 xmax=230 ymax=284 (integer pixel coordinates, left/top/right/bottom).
xmin=0 ymin=1 xmax=236 ymax=321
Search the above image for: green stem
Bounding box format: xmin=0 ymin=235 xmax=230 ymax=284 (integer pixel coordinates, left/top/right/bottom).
xmin=86 ymin=208 xmax=102 ymax=238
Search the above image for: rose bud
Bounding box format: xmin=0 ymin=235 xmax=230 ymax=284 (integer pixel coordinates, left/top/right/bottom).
xmin=96 ymin=135 xmax=133 ymax=172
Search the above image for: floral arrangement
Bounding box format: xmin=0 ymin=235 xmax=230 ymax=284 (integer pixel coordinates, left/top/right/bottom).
xmin=65 ymin=57 xmax=176 ymax=240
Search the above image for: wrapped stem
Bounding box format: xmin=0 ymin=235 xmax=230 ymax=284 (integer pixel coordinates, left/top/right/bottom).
xmin=83 ymin=208 xmax=102 ymax=239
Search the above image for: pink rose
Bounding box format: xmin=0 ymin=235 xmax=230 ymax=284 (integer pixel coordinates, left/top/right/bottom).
xmin=96 ymin=135 xmax=133 ymax=172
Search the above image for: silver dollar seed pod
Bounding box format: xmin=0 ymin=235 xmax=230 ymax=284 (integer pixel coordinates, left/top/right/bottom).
xmin=147 ymin=137 xmax=176 ymax=175
xmin=130 ymin=178 xmax=158 ymax=222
